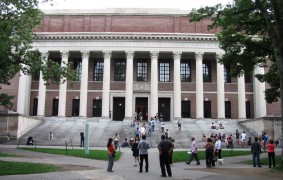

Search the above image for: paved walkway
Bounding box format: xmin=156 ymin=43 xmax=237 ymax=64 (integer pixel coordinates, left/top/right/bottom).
xmin=0 ymin=145 xmax=281 ymax=180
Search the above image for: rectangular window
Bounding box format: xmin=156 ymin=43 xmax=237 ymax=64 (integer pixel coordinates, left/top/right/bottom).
xmin=246 ymin=101 xmax=251 ymax=118
xmin=73 ymin=59 xmax=82 ymax=81
xmin=72 ymin=99 xmax=80 ymax=116
xmin=224 ymin=65 xmax=231 ymax=83
xmin=93 ymin=59 xmax=104 ymax=81
xmin=225 ymin=101 xmax=231 ymax=118
xmin=52 ymin=99 xmax=59 ymax=116
xmin=181 ymin=60 xmax=191 ymax=82
xmin=159 ymin=59 xmax=170 ymax=82
xmin=93 ymin=99 xmax=102 ymax=117
xmin=137 ymin=59 xmax=148 ymax=81
xmin=245 ymin=74 xmax=252 ymax=83
xmin=32 ymin=98 xmax=38 ymax=116
xmin=114 ymin=59 xmax=126 ymax=81
xmin=203 ymin=60 xmax=211 ymax=82
xmin=204 ymin=101 xmax=211 ymax=118
xmin=181 ymin=101 xmax=191 ymax=118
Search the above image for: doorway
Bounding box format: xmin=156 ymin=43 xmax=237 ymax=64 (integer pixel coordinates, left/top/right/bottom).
xmin=135 ymin=97 xmax=148 ymax=121
xmin=113 ymin=97 xmax=125 ymax=121
xmin=158 ymin=98 xmax=170 ymax=121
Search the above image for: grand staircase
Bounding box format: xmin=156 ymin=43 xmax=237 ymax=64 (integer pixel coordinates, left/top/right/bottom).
xmin=6 ymin=118 xmax=257 ymax=149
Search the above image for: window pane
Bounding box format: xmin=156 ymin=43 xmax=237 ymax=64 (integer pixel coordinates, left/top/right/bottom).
xmin=137 ymin=59 xmax=148 ymax=81
xmin=94 ymin=59 xmax=104 ymax=81
xmin=159 ymin=60 xmax=170 ymax=82
xmin=115 ymin=59 xmax=126 ymax=81
xmin=181 ymin=60 xmax=191 ymax=82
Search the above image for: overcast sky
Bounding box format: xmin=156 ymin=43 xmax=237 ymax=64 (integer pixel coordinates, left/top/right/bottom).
xmin=39 ymin=0 xmax=232 ymax=10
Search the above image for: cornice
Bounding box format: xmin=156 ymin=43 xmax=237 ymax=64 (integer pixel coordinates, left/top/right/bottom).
xmin=34 ymin=32 xmax=218 ymax=41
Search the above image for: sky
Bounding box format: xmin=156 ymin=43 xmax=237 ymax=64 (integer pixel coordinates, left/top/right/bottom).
xmin=39 ymin=0 xmax=232 ymax=10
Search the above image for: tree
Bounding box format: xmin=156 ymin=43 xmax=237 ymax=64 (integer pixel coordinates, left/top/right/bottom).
xmin=189 ymin=0 xmax=283 ymax=164
xmin=0 ymin=0 xmax=77 ymax=109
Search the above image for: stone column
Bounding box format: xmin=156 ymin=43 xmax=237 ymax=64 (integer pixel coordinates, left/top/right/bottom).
xmin=102 ymin=51 xmax=111 ymax=119
xmin=173 ymin=51 xmax=182 ymax=120
xmin=238 ymin=74 xmax=246 ymax=119
xmin=195 ymin=52 xmax=204 ymax=119
xmin=79 ymin=51 xmax=90 ymax=117
xmin=216 ymin=53 xmax=225 ymax=119
xmin=58 ymin=50 xmax=69 ymax=117
xmin=37 ymin=51 xmax=48 ymax=116
xmin=150 ymin=51 xmax=159 ymax=118
xmin=253 ymin=65 xmax=266 ymax=118
xmin=125 ymin=51 xmax=134 ymax=120
xmin=17 ymin=65 xmax=31 ymax=115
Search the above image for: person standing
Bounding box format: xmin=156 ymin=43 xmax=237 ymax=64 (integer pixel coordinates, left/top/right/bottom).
xmin=186 ymin=137 xmax=200 ymax=165
xmin=113 ymin=133 xmax=120 ymax=150
xmin=48 ymin=132 xmax=53 ymax=141
xmin=235 ymin=129 xmax=240 ymax=147
xmin=168 ymin=137 xmax=175 ymax=165
xmin=204 ymin=137 xmax=214 ymax=168
xmin=138 ymin=135 xmax=150 ymax=173
xmin=158 ymin=134 xmax=173 ymax=177
xmin=214 ymin=136 xmax=222 ymax=160
xmin=267 ymin=139 xmax=276 ymax=168
xmin=107 ymin=138 xmax=116 ymax=172
xmin=131 ymin=136 xmax=140 ymax=166
xmin=80 ymin=131 xmax=85 ymax=147
xmin=263 ymin=132 xmax=269 ymax=152
xmin=177 ymin=120 xmax=182 ymax=132
xmin=251 ymin=137 xmax=262 ymax=167
xmin=241 ymin=131 xmax=247 ymax=148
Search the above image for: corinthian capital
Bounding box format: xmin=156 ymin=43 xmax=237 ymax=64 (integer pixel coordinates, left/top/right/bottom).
xmin=103 ymin=51 xmax=112 ymax=59
xmin=126 ymin=51 xmax=134 ymax=60
xmin=195 ymin=52 xmax=204 ymax=61
xmin=60 ymin=50 xmax=69 ymax=59
xmin=173 ymin=51 xmax=182 ymax=60
xmin=41 ymin=51 xmax=49 ymax=60
xmin=81 ymin=51 xmax=90 ymax=59
xmin=150 ymin=51 xmax=159 ymax=60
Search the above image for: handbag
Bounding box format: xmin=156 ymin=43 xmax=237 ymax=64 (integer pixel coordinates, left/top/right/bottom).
xmin=112 ymin=152 xmax=116 ymax=157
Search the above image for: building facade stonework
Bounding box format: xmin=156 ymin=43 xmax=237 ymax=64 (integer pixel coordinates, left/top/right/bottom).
xmin=3 ymin=8 xmax=281 ymax=121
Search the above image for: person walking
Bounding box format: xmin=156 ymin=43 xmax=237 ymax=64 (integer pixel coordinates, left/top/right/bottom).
xmin=107 ymin=138 xmax=116 ymax=172
xmin=138 ymin=135 xmax=150 ymax=173
xmin=177 ymin=120 xmax=182 ymax=132
xmin=186 ymin=137 xmax=200 ymax=165
xmin=158 ymin=134 xmax=173 ymax=177
xmin=267 ymin=139 xmax=276 ymax=168
xmin=131 ymin=136 xmax=140 ymax=166
xmin=80 ymin=131 xmax=84 ymax=147
xmin=251 ymin=137 xmax=262 ymax=168
xmin=204 ymin=137 xmax=214 ymax=168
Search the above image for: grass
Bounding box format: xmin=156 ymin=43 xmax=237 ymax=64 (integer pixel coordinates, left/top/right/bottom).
xmin=0 ymin=161 xmax=62 ymax=176
xmin=173 ymin=149 xmax=251 ymax=162
xmin=242 ymin=155 xmax=283 ymax=172
xmin=20 ymin=147 xmax=121 ymax=161
xmin=0 ymin=152 xmax=21 ymax=158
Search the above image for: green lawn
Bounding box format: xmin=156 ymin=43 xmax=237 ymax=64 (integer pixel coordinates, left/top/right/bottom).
xmin=0 ymin=161 xmax=62 ymax=175
xmin=20 ymin=147 xmax=121 ymax=161
xmin=242 ymin=155 xmax=283 ymax=172
xmin=173 ymin=150 xmax=251 ymax=162
xmin=0 ymin=152 xmax=21 ymax=158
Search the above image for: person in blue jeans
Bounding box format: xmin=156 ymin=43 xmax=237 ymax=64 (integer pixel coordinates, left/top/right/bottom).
xmin=251 ymin=137 xmax=262 ymax=167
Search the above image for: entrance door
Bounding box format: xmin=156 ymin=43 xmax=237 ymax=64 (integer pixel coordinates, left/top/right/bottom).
xmin=158 ymin=98 xmax=170 ymax=121
xmin=113 ymin=97 xmax=125 ymax=121
xmin=135 ymin=97 xmax=148 ymax=121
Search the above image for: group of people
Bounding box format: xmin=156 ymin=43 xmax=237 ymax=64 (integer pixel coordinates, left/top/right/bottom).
xmin=107 ymin=134 xmax=174 ymax=177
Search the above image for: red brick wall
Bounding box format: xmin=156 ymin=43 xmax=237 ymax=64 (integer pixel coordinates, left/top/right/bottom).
xmin=34 ymin=15 xmax=217 ymax=34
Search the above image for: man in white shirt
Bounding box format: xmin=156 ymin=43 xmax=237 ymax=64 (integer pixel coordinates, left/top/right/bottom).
xmin=241 ymin=131 xmax=247 ymax=148
xmin=214 ymin=136 xmax=222 ymax=159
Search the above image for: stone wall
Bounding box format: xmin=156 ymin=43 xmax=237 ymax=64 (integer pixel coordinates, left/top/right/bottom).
xmin=239 ymin=117 xmax=283 ymax=141
xmin=0 ymin=111 xmax=43 ymax=143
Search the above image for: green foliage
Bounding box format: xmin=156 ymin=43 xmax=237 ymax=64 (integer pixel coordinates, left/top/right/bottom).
xmin=0 ymin=152 xmax=21 ymax=157
xmin=189 ymin=0 xmax=283 ymax=103
xmin=0 ymin=0 xmax=77 ymax=109
xmin=0 ymin=160 xmax=61 ymax=175
xmin=20 ymin=147 xmax=122 ymax=161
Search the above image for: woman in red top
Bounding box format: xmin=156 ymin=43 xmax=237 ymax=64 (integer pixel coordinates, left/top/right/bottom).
xmin=107 ymin=138 xmax=116 ymax=172
xmin=267 ymin=139 xmax=276 ymax=168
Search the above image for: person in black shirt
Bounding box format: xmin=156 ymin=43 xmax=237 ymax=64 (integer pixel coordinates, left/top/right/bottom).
xmin=158 ymin=135 xmax=173 ymax=177
xmin=80 ymin=131 xmax=85 ymax=147
xmin=251 ymin=137 xmax=262 ymax=167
